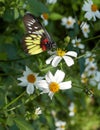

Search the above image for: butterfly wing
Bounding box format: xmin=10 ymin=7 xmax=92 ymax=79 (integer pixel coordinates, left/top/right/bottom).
xmin=23 ymin=34 xmax=43 ymax=55
xmin=22 ymin=13 xmax=56 ymax=55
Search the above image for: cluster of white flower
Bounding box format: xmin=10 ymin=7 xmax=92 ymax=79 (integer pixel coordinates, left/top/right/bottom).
xmin=81 ymin=51 xmax=100 ymax=89
xmin=17 ymin=67 xmax=73 ymax=100
xmin=71 ymin=37 xmax=85 ymax=53
xmin=61 ymin=16 xmax=76 ymax=29
xmin=61 ymin=0 xmax=100 ymax=41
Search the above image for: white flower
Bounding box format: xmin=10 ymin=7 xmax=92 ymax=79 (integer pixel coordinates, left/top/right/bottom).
xmin=80 ymin=22 xmax=90 ymax=38
xmin=82 ymin=0 xmax=100 ymax=21
xmin=95 ymin=71 xmax=100 ymax=90
xmin=55 ymin=120 xmax=66 ymax=130
xmin=89 ymin=71 xmax=100 ymax=89
xmin=85 ymin=62 xmax=97 ymax=76
xmin=41 ymin=13 xmax=49 ymax=26
xmin=47 ymin=0 xmax=57 ymax=4
xmin=68 ymin=102 xmax=76 ymax=117
xmin=61 ymin=16 xmax=76 ymax=29
xmin=46 ymin=48 xmax=77 ymax=67
xmin=35 ymin=107 xmax=42 ymax=115
xmin=81 ymin=72 xmax=88 ymax=84
xmin=72 ymin=37 xmax=85 ymax=50
xmin=17 ymin=66 xmax=43 ymax=94
xmin=37 ymin=70 xmax=72 ymax=99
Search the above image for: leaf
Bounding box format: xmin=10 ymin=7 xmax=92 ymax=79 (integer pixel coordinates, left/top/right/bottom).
xmin=14 ymin=8 xmax=19 ymax=19
xmin=0 ymin=52 xmax=7 ymax=60
xmin=14 ymin=117 xmax=33 ymax=130
xmin=49 ymin=13 xmax=63 ymax=20
xmin=27 ymin=0 xmax=48 ymax=16
xmin=78 ymin=57 xmax=85 ymax=75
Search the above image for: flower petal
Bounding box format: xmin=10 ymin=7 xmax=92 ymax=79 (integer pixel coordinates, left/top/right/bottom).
xmin=46 ymin=55 xmax=56 ymax=64
xmin=18 ymin=81 xmax=28 ymax=87
xmin=48 ymin=92 xmax=54 ymax=100
xmin=59 ymin=81 xmax=72 ymax=90
xmin=45 ymin=71 xmax=55 ymax=83
xmin=66 ymin=51 xmax=77 ymax=57
xmin=52 ymin=56 xmax=62 ymax=67
xmin=63 ymin=56 xmax=74 ymax=66
xmin=37 ymin=80 xmax=49 ymax=90
xmin=54 ymin=70 xmax=65 ymax=83
xmin=26 ymin=84 xmax=34 ymax=94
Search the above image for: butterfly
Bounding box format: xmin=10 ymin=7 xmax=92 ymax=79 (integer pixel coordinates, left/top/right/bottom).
xmin=22 ymin=13 xmax=56 ymax=55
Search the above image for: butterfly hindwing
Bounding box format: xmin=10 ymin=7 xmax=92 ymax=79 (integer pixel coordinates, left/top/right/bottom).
xmin=22 ymin=34 xmax=43 ymax=55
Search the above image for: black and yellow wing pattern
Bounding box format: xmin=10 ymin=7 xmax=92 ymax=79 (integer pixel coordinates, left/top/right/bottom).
xmin=22 ymin=13 xmax=56 ymax=55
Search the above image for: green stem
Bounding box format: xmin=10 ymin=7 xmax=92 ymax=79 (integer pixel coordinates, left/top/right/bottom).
xmin=81 ymin=35 xmax=100 ymax=43
xmin=6 ymin=93 xmax=40 ymax=112
xmin=3 ymin=91 xmax=26 ymax=109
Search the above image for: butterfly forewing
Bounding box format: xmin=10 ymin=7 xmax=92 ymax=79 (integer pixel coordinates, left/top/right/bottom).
xmin=22 ymin=13 xmax=56 ymax=55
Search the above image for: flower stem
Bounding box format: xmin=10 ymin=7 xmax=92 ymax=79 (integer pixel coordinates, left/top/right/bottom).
xmin=3 ymin=91 xmax=26 ymax=109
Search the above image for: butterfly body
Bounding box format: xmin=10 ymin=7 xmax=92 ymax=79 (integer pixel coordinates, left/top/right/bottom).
xmin=22 ymin=13 xmax=56 ymax=55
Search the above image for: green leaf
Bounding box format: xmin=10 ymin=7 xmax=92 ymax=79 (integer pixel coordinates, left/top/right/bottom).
xmin=49 ymin=13 xmax=63 ymax=20
xmin=14 ymin=8 xmax=19 ymax=19
xmin=0 ymin=52 xmax=7 ymax=60
xmin=27 ymin=0 xmax=48 ymax=16
xmin=14 ymin=117 xmax=33 ymax=130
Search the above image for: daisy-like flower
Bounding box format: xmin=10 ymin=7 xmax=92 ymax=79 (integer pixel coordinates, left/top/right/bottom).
xmin=47 ymin=0 xmax=57 ymax=4
xmin=35 ymin=107 xmax=42 ymax=115
xmin=61 ymin=16 xmax=76 ymax=29
xmin=85 ymin=51 xmax=96 ymax=65
xmin=68 ymin=102 xmax=76 ymax=117
xmin=85 ymin=62 xmax=97 ymax=77
xmin=55 ymin=120 xmax=66 ymax=130
xmin=89 ymin=71 xmax=100 ymax=89
xmin=46 ymin=48 xmax=77 ymax=67
xmin=82 ymin=0 xmax=100 ymax=21
xmin=37 ymin=70 xmax=72 ymax=99
xmin=41 ymin=13 xmax=49 ymax=26
xmin=17 ymin=66 xmax=43 ymax=94
xmin=72 ymin=37 xmax=85 ymax=50
xmin=80 ymin=22 xmax=90 ymax=38
xmin=81 ymin=72 xmax=88 ymax=84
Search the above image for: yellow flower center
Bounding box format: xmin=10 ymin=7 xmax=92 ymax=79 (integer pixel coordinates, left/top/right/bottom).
xmin=82 ymin=77 xmax=88 ymax=84
xmin=42 ymin=13 xmax=49 ymax=20
xmin=60 ymin=125 xmax=65 ymax=128
xmin=91 ymin=4 xmax=98 ymax=12
xmin=76 ymin=42 xmax=80 ymax=46
xmin=84 ymin=28 xmax=88 ymax=32
xmin=89 ymin=57 xmax=94 ymax=61
xmin=67 ymin=20 xmax=72 ymax=25
xmin=27 ymin=74 xmax=36 ymax=83
xmin=56 ymin=48 xmax=66 ymax=57
xmin=90 ymin=67 xmax=95 ymax=71
xmin=49 ymin=82 xmax=60 ymax=93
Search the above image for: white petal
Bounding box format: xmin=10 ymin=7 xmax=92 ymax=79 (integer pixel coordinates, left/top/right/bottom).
xmin=48 ymin=92 xmax=54 ymax=100
xmin=66 ymin=51 xmax=77 ymax=57
xmin=63 ymin=56 xmax=74 ymax=66
xmin=46 ymin=55 xmax=56 ymax=64
xmin=45 ymin=71 xmax=55 ymax=83
xmin=17 ymin=76 xmax=26 ymax=82
xmin=84 ymin=12 xmax=92 ymax=20
xmin=54 ymin=70 xmax=65 ymax=83
xmin=18 ymin=81 xmax=28 ymax=87
xmin=52 ymin=56 xmax=62 ymax=67
xmin=60 ymin=81 xmax=72 ymax=90
xmin=37 ymin=80 xmax=49 ymax=90
xmin=79 ymin=44 xmax=85 ymax=49
xmin=26 ymin=84 xmax=34 ymax=94
xmin=98 ymin=83 xmax=100 ymax=90
xmin=95 ymin=11 xmax=100 ymax=19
